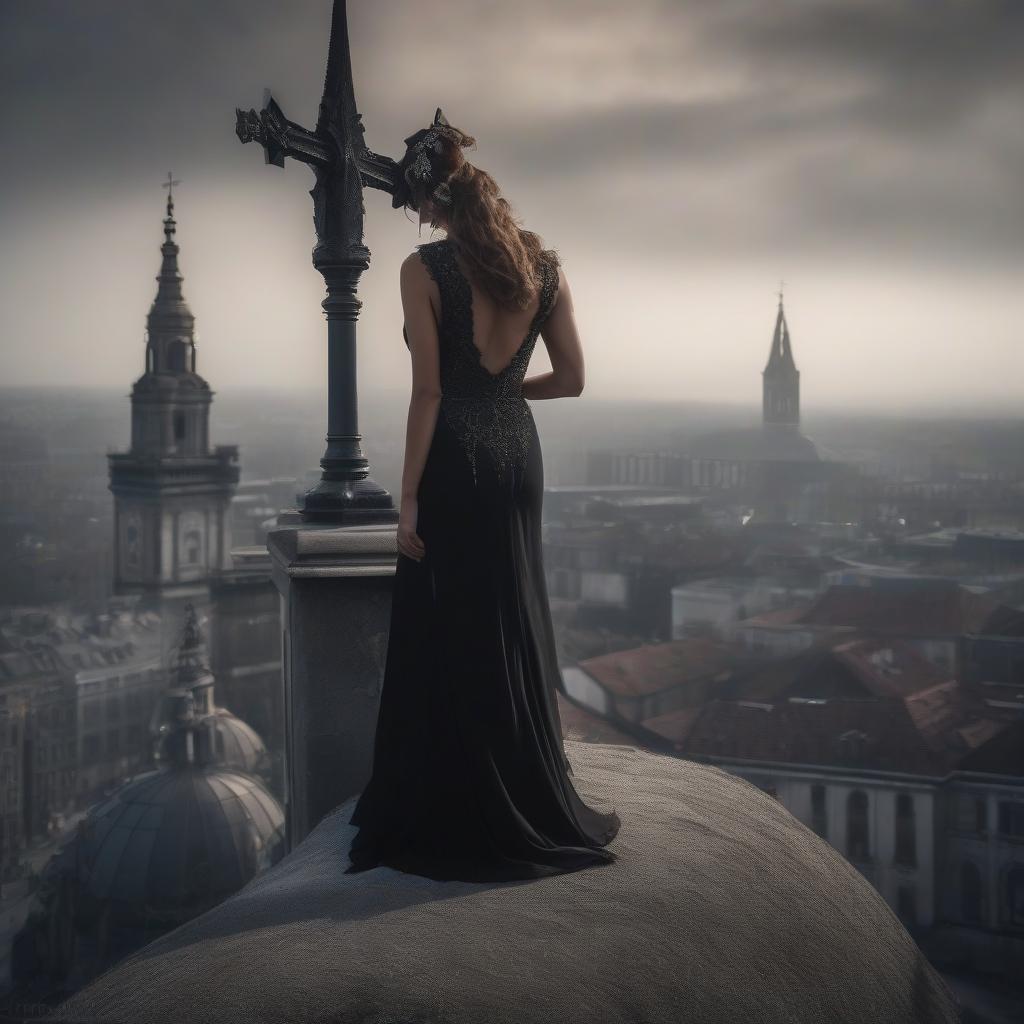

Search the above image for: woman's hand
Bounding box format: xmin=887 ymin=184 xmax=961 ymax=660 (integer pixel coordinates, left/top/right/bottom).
xmin=397 ymin=496 xmax=426 ymax=562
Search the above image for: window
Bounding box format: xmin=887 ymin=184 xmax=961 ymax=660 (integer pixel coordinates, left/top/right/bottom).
xmin=811 ymin=784 xmax=828 ymax=839
xmin=174 ymin=412 xmax=186 ymax=443
xmin=895 ymin=793 xmax=917 ymax=867
xmin=185 ymin=529 xmax=202 ymax=564
xmin=975 ymin=798 xmax=987 ymax=834
xmin=961 ymin=862 xmax=985 ymax=924
xmin=846 ymin=790 xmax=870 ymax=862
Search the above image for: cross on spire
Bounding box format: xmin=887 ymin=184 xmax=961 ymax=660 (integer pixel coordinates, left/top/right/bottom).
xmin=777 ymin=279 xmax=785 ymax=308
xmin=162 ymin=171 xmax=182 ymax=215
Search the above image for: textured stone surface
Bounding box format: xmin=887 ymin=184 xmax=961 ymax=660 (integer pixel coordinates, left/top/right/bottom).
xmin=49 ymin=742 xmax=962 ymax=1024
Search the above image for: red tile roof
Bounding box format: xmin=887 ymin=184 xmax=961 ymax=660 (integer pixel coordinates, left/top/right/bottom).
xmin=798 ymin=582 xmax=1003 ymax=637
xmin=578 ymin=638 xmax=745 ymax=699
xmin=719 ymin=636 xmax=949 ymax=703
xmin=679 ymin=688 xmax=1010 ymax=775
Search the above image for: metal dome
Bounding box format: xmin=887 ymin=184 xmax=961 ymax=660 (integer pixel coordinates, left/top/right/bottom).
xmin=74 ymin=764 xmax=284 ymax=918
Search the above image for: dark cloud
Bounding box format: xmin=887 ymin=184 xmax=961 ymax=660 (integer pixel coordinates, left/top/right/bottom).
xmin=1 ymin=0 xmax=1020 ymax=399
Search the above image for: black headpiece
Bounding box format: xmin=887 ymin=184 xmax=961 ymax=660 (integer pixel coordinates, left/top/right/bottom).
xmin=391 ymin=107 xmax=469 ymax=211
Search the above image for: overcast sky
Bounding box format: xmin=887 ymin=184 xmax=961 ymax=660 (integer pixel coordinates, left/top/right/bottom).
xmin=1 ymin=0 xmax=1021 ymax=412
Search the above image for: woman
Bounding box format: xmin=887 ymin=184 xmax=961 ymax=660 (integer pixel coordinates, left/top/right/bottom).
xmin=345 ymin=109 xmax=620 ymax=882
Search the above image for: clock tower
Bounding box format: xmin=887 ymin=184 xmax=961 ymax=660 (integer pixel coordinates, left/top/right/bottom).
xmin=108 ymin=180 xmax=240 ymax=613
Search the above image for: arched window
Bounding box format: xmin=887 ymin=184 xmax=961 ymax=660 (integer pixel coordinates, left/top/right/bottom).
xmin=846 ymin=789 xmax=870 ymax=862
xmin=895 ymin=793 xmax=917 ymax=867
xmin=961 ymin=862 xmax=985 ymax=924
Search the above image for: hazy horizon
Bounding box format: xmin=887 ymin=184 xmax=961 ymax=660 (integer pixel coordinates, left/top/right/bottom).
xmin=2 ymin=1 xmax=1021 ymax=411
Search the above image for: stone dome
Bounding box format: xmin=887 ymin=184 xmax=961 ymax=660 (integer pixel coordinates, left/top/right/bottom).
xmin=68 ymin=764 xmax=284 ymax=920
xmin=49 ymin=742 xmax=961 ymax=1024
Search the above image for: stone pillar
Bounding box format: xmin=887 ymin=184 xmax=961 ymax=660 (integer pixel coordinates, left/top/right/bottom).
xmin=268 ymin=519 xmax=397 ymax=853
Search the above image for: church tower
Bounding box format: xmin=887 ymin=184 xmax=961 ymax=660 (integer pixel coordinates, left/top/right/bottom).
xmin=108 ymin=180 xmax=240 ymax=606
xmin=762 ymin=291 xmax=800 ymax=431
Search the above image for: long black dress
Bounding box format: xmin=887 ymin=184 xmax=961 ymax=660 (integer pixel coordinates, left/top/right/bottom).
xmin=345 ymin=236 xmax=620 ymax=882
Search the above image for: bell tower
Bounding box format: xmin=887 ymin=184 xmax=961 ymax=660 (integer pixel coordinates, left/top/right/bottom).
xmin=762 ymin=287 xmax=800 ymax=431
xmin=108 ymin=177 xmax=240 ymax=607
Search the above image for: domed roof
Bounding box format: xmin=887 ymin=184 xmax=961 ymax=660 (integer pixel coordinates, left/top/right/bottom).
xmin=689 ymin=425 xmax=821 ymax=463
xmin=206 ymin=708 xmax=271 ymax=776
xmin=73 ymin=764 xmax=284 ymax=917
xmin=51 ymin=741 xmax=962 ymax=1024
xmin=150 ymin=603 xmax=270 ymax=778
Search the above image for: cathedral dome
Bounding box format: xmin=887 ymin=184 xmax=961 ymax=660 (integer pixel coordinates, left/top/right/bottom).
xmin=152 ymin=704 xmax=270 ymax=777
xmin=149 ymin=603 xmax=270 ymax=779
xmin=70 ymin=764 xmax=284 ymax=921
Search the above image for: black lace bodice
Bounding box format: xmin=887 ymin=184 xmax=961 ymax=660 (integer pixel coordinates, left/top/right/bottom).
xmin=405 ymin=237 xmax=559 ymax=487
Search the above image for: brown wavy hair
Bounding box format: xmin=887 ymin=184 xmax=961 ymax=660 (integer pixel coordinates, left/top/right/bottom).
xmin=400 ymin=122 xmax=560 ymax=313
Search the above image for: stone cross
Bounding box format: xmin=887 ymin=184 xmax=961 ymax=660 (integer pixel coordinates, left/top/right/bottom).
xmin=235 ymin=0 xmax=404 ymax=524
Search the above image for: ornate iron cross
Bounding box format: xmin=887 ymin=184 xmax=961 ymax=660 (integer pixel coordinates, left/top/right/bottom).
xmin=235 ymin=0 xmax=403 ymax=523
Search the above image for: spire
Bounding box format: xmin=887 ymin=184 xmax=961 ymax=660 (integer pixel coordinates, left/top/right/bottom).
xmin=153 ymin=172 xmax=187 ymax=309
xmin=149 ymin=603 xmax=219 ymax=768
xmin=172 ymin=602 xmax=215 ymax=707
xmin=762 ymin=284 xmax=800 ymax=430
xmin=145 ymin=173 xmax=197 ymax=375
xmin=764 ymin=284 xmax=797 ymax=373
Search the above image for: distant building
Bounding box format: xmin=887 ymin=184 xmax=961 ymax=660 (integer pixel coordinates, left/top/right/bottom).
xmin=105 ymin=185 xmax=284 ymax=778
xmin=585 ymin=295 xmax=847 ymax=522
xmin=734 ymin=579 xmax=1024 ymax=680
xmin=13 ymin=606 xmax=283 ymax=995
xmin=0 ymin=600 xmax=166 ymax=865
xmin=563 ymin=637 xmax=757 ymax=725
xmin=107 ymin=188 xmax=239 ymax=612
xmin=620 ymin=636 xmax=1024 ymax=974
xmin=685 ymin=294 xmax=840 ymax=517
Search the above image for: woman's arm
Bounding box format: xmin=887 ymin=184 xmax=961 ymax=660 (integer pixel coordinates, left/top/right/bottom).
xmin=397 ymin=251 xmax=442 ymax=562
xmin=522 ymin=267 xmax=585 ymax=400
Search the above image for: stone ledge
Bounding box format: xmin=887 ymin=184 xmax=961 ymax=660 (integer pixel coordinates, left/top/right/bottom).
xmin=48 ymin=741 xmax=962 ymax=1024
xmin=267 ymin=522 xmax=398 ymax=589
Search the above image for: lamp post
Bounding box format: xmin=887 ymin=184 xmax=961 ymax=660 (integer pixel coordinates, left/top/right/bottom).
xmin=235 ymin=0 xmax=403 ymax=524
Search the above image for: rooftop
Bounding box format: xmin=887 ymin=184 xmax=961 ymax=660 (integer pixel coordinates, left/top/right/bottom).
xmin=48 ymin=741 xmax=961 ymax=1024
xmin=578 ymin=637 xmax=743 ymax=699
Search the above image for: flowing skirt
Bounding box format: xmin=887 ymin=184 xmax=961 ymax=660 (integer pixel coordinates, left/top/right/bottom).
xmin=345 ymin=402 xmax=620 ymax=881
